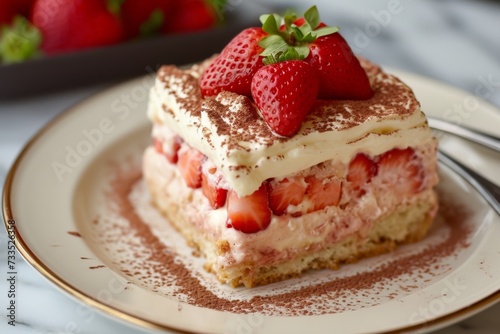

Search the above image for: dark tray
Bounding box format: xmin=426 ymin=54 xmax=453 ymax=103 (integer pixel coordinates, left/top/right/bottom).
xmin=0 ymin=2 xmax=273 ymax=99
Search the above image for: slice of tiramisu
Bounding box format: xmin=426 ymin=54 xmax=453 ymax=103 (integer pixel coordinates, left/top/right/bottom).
xmin=143 ymin=6 xmax=439 ymax=287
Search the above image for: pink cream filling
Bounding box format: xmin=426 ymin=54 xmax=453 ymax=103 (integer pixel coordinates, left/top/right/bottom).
xmin=144 ymin=127 xmax=439 ymax=268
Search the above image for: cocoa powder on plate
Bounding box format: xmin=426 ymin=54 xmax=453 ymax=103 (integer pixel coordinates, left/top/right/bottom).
xmin=103 ymin=167 xmax=471 ymax=316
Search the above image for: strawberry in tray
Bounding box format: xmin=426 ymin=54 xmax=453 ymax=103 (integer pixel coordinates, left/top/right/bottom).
xmin=120 ymin=0 xmax=220 ymax=38
xmin=0 ymin=0 xmax=34 ymax=26
xmin=0 ymin=0 xmax=223 ymax=64
xmin=1 ymin=0 xmax=123 ymax=62
xmin=30 ymin=0 xmax=124 ymax=55
xmin=143 ymin=6 xmax=439 ymax=287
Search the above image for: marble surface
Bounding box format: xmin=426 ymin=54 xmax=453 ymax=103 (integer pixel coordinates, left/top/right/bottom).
xmin=1 ymin=0 xmax=499 ymax=333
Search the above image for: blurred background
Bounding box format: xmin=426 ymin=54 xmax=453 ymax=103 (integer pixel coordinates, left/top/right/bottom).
xmin=0 ymin=0 xmax=499 ymax=105
xmin=1 ymin=0 xmax=499 ymax=333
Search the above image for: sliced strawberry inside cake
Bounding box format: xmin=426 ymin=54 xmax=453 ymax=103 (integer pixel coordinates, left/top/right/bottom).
xmin=143 ymin=6 xmax=439 ymax=287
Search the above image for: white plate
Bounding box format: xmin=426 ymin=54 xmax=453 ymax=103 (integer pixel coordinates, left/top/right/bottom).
xmin=3 ymin=70 xmax=500 ymax=334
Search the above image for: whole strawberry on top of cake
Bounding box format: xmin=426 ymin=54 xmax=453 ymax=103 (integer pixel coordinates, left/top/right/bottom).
xmin=143 ymin=6 xmax=439 ymax=287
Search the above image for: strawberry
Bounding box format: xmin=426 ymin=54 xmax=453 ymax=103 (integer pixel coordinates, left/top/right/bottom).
xmin=164 ymin=135 xmax=183 ymax=164
xmin=226 ymin=184 xmax=271 ymax=234
xmin=251 ymin=60 xmax=319 ymax=137
xmin=200 ymin=27 xmax=266 ymax=96
xmin=201 ymin=167 xmax=227 ymax=209
xmin=305 ymin=176 xmax=342 ymax=212
xmin=153 ymin=135 xmax=182 ymax=163
xmin=31 ymin=0 xmax=124 ymax=55
xmin=121 ymin=0 xmax=176 ymax=38
xmin=267 ymin=177 xmax=307 ymax=216
xmin=163 ymin=0 xmax=216 ymax=34
xmin=0 ymin=0 xmax=34 ymax=25
xmin=200 ymin=6 xmax=374 ymax=138
xmin=177 ymin=146 xmax=204 ymax=188
xmin=377 ymin=148 xmax=424 ymax=196
xmin=306 ymin=33 xmax=373 ymax=100
xmin=259 ymin=6 xmax=372 ymax=100
xmin=0 ymin=16 xmax=41 ymax=63
xmin=346 ymin=153 xmax=377 ymax=197
xmin=153 ymin=137 xmax=163 ymax=153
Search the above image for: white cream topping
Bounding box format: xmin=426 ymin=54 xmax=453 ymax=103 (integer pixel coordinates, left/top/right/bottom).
xmin=147 ymin=63 xmax=435 ymax=197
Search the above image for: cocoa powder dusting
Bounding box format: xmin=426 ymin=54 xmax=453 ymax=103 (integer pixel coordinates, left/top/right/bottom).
xmin=101 ymin=168 xmax=472 ymax=316
xmin=89 ymin=265 xmax=106 ymax=269
xmin=156 ymin=58 xmax=419 ymax=151
xmin=67 ymin=231 xmax=81 ymax=237
xmin=108 ymin=169 xmax=240 ymax=311
xmin=251 ymin=200 xmax=470 ymax=314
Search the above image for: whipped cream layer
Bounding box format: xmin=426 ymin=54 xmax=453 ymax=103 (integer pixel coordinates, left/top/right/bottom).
xmin=148 ymin=59 xmax=434 ymax=197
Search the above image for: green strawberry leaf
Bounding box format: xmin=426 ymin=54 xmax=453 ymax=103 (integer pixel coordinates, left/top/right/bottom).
xmin=208 ymin=0 xmax=228 ymax=23
xmin=301 ymin=32 xmax=316 ymax=43
xmin=279 ymin=47 xmax=300 ymax=61
xmin=260 ymin=14 xmax=282 ymax=33
xmin=0 ymin=16 xmax=42 ymax=64
xmin=259 ymin=14 xmax=269 ymax=25
xmin=314 ymin=26 xmax=340 ymax=38
xmin=304 ymin=5 xmax=320 ymax=29
xmin=209 ymin=0 xmax=228 ymax=12
xmin=107 ymin=0 xmax=126 ymax=15
xmin=262 ymin=46 xmax=308 ymax=65
xmin=297 ymin=21 xmax=312 ymax=35
xmin=259 ymin=35 xmax=289 ymax=56
xmin=261 ymin=14 xmax=279 ymax=35
xmin=294 ymin=45 xmax=310 ymax=59
xmin=258 ymin=6 xmax=339 ymax=65
xmin=291 ymin=26 xmax=304 ymax=40
xmin=283 ymin=10 xmax=297 ymax=30
xmin=140 ymin=9 xmax=164 ymax=37
xmin=262 ymin=54 xmax=279 ymax=66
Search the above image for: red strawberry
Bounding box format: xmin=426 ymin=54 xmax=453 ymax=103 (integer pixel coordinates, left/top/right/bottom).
xmin=306 ymin=33 xmax=373 ymax=100
xmin=121 ymin=0 xmax=176 ymax=38
xmin=177 ymin=147 xmax=204 ymax=188
xmin=31 ymin=0 xmax=123 ymax=54
xmin=284 ymin=12 xmax=372 ymax=100
xmin=267 ymin=177 xmax=307 ymax=216
xmin=153 ymin=136 xmax=182 ymax=163
xmin=200 ymin=27 xmax=267 ymax=96
xmin=0 ymin=0 xmax=34 ymax=25
xmin=201 ymin=167 xmax=227 ymax=209
xmin=377 ymin=148 xmax=424 ymax=196
xmin=305 ymin=176 xmax=342 ymax=212
xmin=0 ymin=11 xmax=15 ymax=27
xmin=164 ymin=135 xmax=183 ymax=163
xmin=251 ymin=60 xmax=319 ymax=137
xmin=153 ymin=137 xmax=163 ymax=153
xmin=226 ymin=184 xmax=271 ymax=234
xmin=346 ymin=153 xmax=378 ymax=197
xmin=163 ymin=0 xmax=216 ymax=34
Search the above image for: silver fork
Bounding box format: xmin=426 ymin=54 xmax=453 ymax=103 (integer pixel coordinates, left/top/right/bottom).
xmin=438 ymin=151 xmax=500 ymax=216
xmin=428 ymin=116 xmax=500 ymax=215
xmin=427 ymin=116 xmax=500 ymax=152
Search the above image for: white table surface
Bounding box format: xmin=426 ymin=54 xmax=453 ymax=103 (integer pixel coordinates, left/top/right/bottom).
xmin=1 ymin=0 xmax=500 ymax=333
